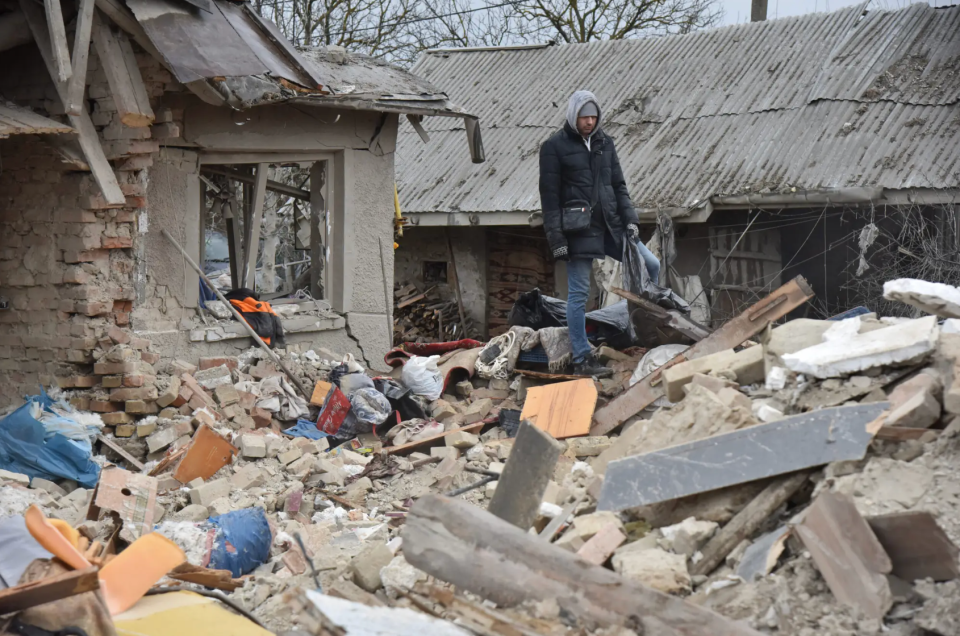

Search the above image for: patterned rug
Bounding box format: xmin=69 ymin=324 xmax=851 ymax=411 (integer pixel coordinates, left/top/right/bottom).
xmin=487 ymin=228 xmax=556 ymax=335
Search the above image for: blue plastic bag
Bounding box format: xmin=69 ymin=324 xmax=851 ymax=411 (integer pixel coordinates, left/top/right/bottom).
xmin=283 ymin=419 xmax=330 ymax=440
xmin=207 ymin=507 xmax=271 ymax=577
xmin=0 ymin=392 xmax=100 ymax=488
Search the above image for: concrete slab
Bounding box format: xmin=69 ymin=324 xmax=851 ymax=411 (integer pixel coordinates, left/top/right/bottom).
xmin=884 ymin=278 xmax=960 ymax=319
xmin=598 ymin=403 xmax=888 ymax=512
xmin=487 ymin=421 xmax=563 ymax=530
xmin=782 ymin=316 xmax=939 ymax=379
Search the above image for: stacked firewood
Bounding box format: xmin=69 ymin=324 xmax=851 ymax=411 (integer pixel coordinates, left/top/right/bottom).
xmin=393 ymin=283 xmax=471 ymax=344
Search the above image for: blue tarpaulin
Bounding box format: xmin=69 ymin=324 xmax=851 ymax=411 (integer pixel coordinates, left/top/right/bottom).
xmin=282 ymin=419 xmax=329 ymax=440
xmin=207 ymin=507 xmax=272 ymax=577
xmin=0 ymin=391 xmax=100 ymax=488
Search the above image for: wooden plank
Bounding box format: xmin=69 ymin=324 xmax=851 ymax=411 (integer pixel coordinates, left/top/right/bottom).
xmin=92 ymin=13 xmax=155 ymax=127
xmin=404 ymin=494 xmax=764 ymax=635
xmin=0 ymin=101 xmax=73 ymax=135
xmin=591 ymin=276 xmax=815 ymax=436
xmin=168 ymin=563 xmax=243 ymax=591
xmin=397 ymin=292 xmax=427 ymax=309
xmin=65 ymin=0 xmax=97 ymax=115
xmin=243 ymin=163 xmax=269 ymax=288
xmin=20 ymin=0 xmax=124 ymax=205
xmin=520 ymin=379 xmax=598 ymax=440
xmin=44 ymin=0 xmax=72 ymax=84
xmin=795 ymin=491 xmax=893 ymax=619
xmin=98 ymin=434 xmax=145 ymax=471
xmin=386 ymin=423 xmax=483 ymax=455
xmin=94 ymin=0 xmax=165 ymax=64
xmin=310 ymin=380 xmax=332 ymax=406
xmin=867 ymin=511 xmax=960 ymax=582
xmin=875 ymin=426 xmax=938 ymax=442
xmin=487 ymin=421 xmax=563 ymax=530
xmin=0 ymin=566 xmax=99 ymax=614
xmin=690 ymin=472 xmax=811 ymax=576
xmin=599 ymin=403 xmax=888 ymax=512
xmin=610 ymin=286 xmax=712 ymax=342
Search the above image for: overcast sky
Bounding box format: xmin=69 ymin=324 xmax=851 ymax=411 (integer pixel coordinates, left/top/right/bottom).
xmin=718 ymin=0 xmax=949 ymax=25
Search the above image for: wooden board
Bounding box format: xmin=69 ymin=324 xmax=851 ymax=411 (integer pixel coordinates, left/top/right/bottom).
xmin=520 ymin=379 xmax=598 ymax=439
xmin=386 ymin=422 xmax=483 ymax=455
xmin=867 ymin=511 xmax=960 ymax=582
xmin=404 ymin=494 xmax=764 ymax=635
xmin=0 ymin=566 xmax=99 ymax=614
xmin=591 ymin=275 xmax=814 ymax=436
xmin=310 ymin=380 xmax=332 ymax=406
xmin=92 ymin=13 xmax=155 ymax=127
xmin=97 ymin=434 xmax=145 ymax=471
xmin=795 ymin=491 xmax=892 ymax=619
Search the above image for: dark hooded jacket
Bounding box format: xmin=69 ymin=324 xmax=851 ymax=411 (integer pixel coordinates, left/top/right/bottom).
xmin=539 ymin=92 xmax=639 ymax=260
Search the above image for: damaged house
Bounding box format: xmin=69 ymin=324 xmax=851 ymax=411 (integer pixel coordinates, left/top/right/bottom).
xmin=396 ymin=2 xmax=960 ymax=337
xmin=0 ymin=0 xmax=480 ymax=406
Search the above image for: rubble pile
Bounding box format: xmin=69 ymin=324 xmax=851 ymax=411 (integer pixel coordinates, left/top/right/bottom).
xmin=1 ymin=276 xmax=960 ymax=635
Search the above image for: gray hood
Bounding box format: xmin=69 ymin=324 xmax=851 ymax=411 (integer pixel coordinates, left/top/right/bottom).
xmin=565 ymin=90 xmax=602 ymax=139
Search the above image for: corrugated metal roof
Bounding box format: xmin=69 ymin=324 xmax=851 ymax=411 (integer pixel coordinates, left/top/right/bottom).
xmin=398 ymin=3 xmax=960 ymax=214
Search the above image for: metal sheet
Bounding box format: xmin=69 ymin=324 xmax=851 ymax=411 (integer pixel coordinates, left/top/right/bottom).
xmin=396 ymin=4 xmax=960 ymax=215
xmin=126 ymin=0 xmax=307 ymax=85
xmin=598 ymin=403 xmax=888 ymax=511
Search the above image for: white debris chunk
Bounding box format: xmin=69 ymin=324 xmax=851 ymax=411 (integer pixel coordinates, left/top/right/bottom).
xmin=883 ymin=278 xmax=960 ymax=319
xmin=782 ymin=316 xmax=939 ymax=379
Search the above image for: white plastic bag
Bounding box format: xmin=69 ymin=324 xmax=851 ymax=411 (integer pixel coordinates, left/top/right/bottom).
xmin=401 ymin=355 xmax=444 ymax=401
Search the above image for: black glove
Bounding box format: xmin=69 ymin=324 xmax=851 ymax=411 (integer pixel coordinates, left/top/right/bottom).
xmin=626 ymin=223 xmax=640 ymax=241
xmin=552 ymin=245 xmax=569 ymax=261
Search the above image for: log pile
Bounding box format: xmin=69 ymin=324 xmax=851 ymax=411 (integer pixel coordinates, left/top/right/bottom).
xmin=393 ymin=283 xmax=471 ymax=344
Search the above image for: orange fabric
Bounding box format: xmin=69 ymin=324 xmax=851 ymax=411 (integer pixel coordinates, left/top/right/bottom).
xmin=229 ymin=298 xmax=278 ymax=345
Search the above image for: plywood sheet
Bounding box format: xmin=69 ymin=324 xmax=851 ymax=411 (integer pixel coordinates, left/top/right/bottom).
xmin=520 ymin=379 xmax=598 ymax=439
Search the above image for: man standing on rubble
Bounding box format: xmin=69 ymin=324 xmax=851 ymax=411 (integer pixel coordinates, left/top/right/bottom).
xmin=539 ymin=90 xmax=661 ymax=377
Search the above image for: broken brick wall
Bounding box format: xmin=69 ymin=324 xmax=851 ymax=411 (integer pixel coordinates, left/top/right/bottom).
xmin=0 ymin=42 xmax=174 ymax=407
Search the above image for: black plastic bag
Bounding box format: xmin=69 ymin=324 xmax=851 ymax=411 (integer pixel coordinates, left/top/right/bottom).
xmin=622 ymin=241 xmax=691 ymax=314
xmin=507 ymin=288 xmax=567 ymax=329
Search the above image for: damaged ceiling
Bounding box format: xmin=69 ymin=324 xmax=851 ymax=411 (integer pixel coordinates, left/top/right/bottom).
xmin=396 ymin=3 xmax=960 ymax=216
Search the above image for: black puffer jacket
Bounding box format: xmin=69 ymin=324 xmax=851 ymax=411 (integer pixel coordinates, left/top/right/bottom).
xmin=539 ymin=123 xmax=639 ymax=260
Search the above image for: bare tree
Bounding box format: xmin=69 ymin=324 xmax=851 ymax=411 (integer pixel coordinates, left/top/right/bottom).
xmin=518 ymin=0 xmax=722 ymax=42
xmin=253 ymin=0 xmax=722 ymax=68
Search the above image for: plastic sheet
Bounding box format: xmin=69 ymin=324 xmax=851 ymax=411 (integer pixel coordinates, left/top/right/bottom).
xmin=622 ymin=239 xmax=691 ymax=313
xmin=401 ymin=356 xmax=444 ymax=401
xmin=207 ymin=507 xmax=271 ymax=577
xmin=0 ymin=392 xmax=100 ymax=488
xmin=334 ymin=388 xmax=392 ymax=441
xmin=283 ymin=420 xmax=330 ymax=440
xmin=507 ymin=288 xmax=567 ymax=330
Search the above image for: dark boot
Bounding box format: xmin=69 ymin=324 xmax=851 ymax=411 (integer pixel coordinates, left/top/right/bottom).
xmin=571 ymin=354 xmax=613 ymax=378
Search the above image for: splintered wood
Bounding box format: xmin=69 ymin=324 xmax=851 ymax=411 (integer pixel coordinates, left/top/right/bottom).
xmin=520 ymin=379 xmax=598 ymax=439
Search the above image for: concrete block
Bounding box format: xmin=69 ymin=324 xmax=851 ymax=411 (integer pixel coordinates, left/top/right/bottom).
xmin=101 ymin=412 xmax=134 ymax=425
xmin=783 ymin=316 xmax=939 ymax=379
xmin=136 ymin=421 xmax=157 ymax=437
xmin=0 ymin=469 xmax=30 ymax=485
xmin=659 ymin=517 xmax=719 ymax=557
xmin=146 ymin=426 xmax=179 ymax=453
xmin=194 ymin=365 xmax=232 ymax=390
xmin=278 ymin=447 xmax=303 ymax=465
xmin=231 ymin=465 xmax=263 ymax=490
xmin=430 ymin=399 xmax=458 ymax=422
xmin=316 ymin=458 xmax=346 ymax=486
xmin=884 ymin=390 xmax=940 ymax=429
xmin=688 ymin=373 xmax=739 ymax=395
xmin=168 ymin=360 xmax=197 ymax=375
xmin=30 ymin=477 xmax=67 ymax=498
xmin=455 ymin=380 xmax=473 ymax=398
xmin=115 ymin=424 xmax=135 ymax=437
xmin=156 ymin=376 xmax=181 ymax=408
xmin=214 ymin=383 xmax=240 ymax=407
xmin=884 ymin=279 xmax=960 ymax=318
xmin=541 ymin=480 xmax=561 ymax=505
xmin=566 ymin=436 xmax=613 ymax=457
xmin=188 ymin=478 xmax=231 ymax=506
xmin=240 ymin=434 xmax=267 ymax=458
xmin=462 ymin=398 xmax=493 ymax=424
xmin=431 ymin=446 xmax=459 ymax=460
xmin=445 ymin=431 xmax=479 ymax=449
xmin=716 ymin=387 xmax=753 ymax=412
xmin=199 ymin=356 xmax=239 ymax=371
xmin=340 ymin=449 xmax=372 ymax=466
xmin=661 ymin=349 xmax=738 ymax=402
xmin=351 ymin=543 xmax=394 ymax=592
xmin=346 ymin=477 xmax=373 ymax=498
xmin=612 ymin=546 xmax=691 ymax=594
xmin=175 ymin=504 xmax=210 ymax=522
xmin=488 ymin=421 xmax=564 ymax=530
xmin=888 ymin=371 xmax=942 ymax=408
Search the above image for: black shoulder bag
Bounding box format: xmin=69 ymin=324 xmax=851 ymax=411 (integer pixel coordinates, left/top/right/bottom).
xmin=560 ymin=146 xmax=602 ymax=233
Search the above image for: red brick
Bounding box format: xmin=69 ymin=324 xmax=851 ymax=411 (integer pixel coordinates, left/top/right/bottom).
xmin=89 ymin=400 xmax=121 ymax=413
xmin=72 ymin=375 xmax=98 ymax=388
xmin=122 ymin=373 xmax=156 ymax=388
xmin=250 ymin=407 xmax=272 ymax=429
xmin=114 ymin=312 xmax=130 ymax=326
xmin=101 ymin=236 xmax=133 ymax=249
xmin=109 ymin=386 xmax=158 ymax=401
xmin=76 ymin=302 xmax=110 ymax=316
xmin=140 ymin=351 xmax=160 ymax=364
xmin=198 ymin=357 xmax=239 ymax=371
xmin=82 ymin=194 xmax=126 ymax=210
xmin=62 ymin=267 xmax=90 ymax=284
xmin=107 ymin=326 xmax=130 ymax=344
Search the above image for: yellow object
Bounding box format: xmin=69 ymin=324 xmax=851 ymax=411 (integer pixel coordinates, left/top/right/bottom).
xmin=25 ymin=505 xmax=91 ymax=570
xmin=48 ymin=517 xmax=81 ymax=548
xmin=114 ymin=591 xmax=273 ymax=636
xmin=99 ymin=532 xmax=185 ymax=615
xmin=394 ymin=183 xmax=403 ymax=237
xmin=519 ymin=379 xmax=599 ymax=439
